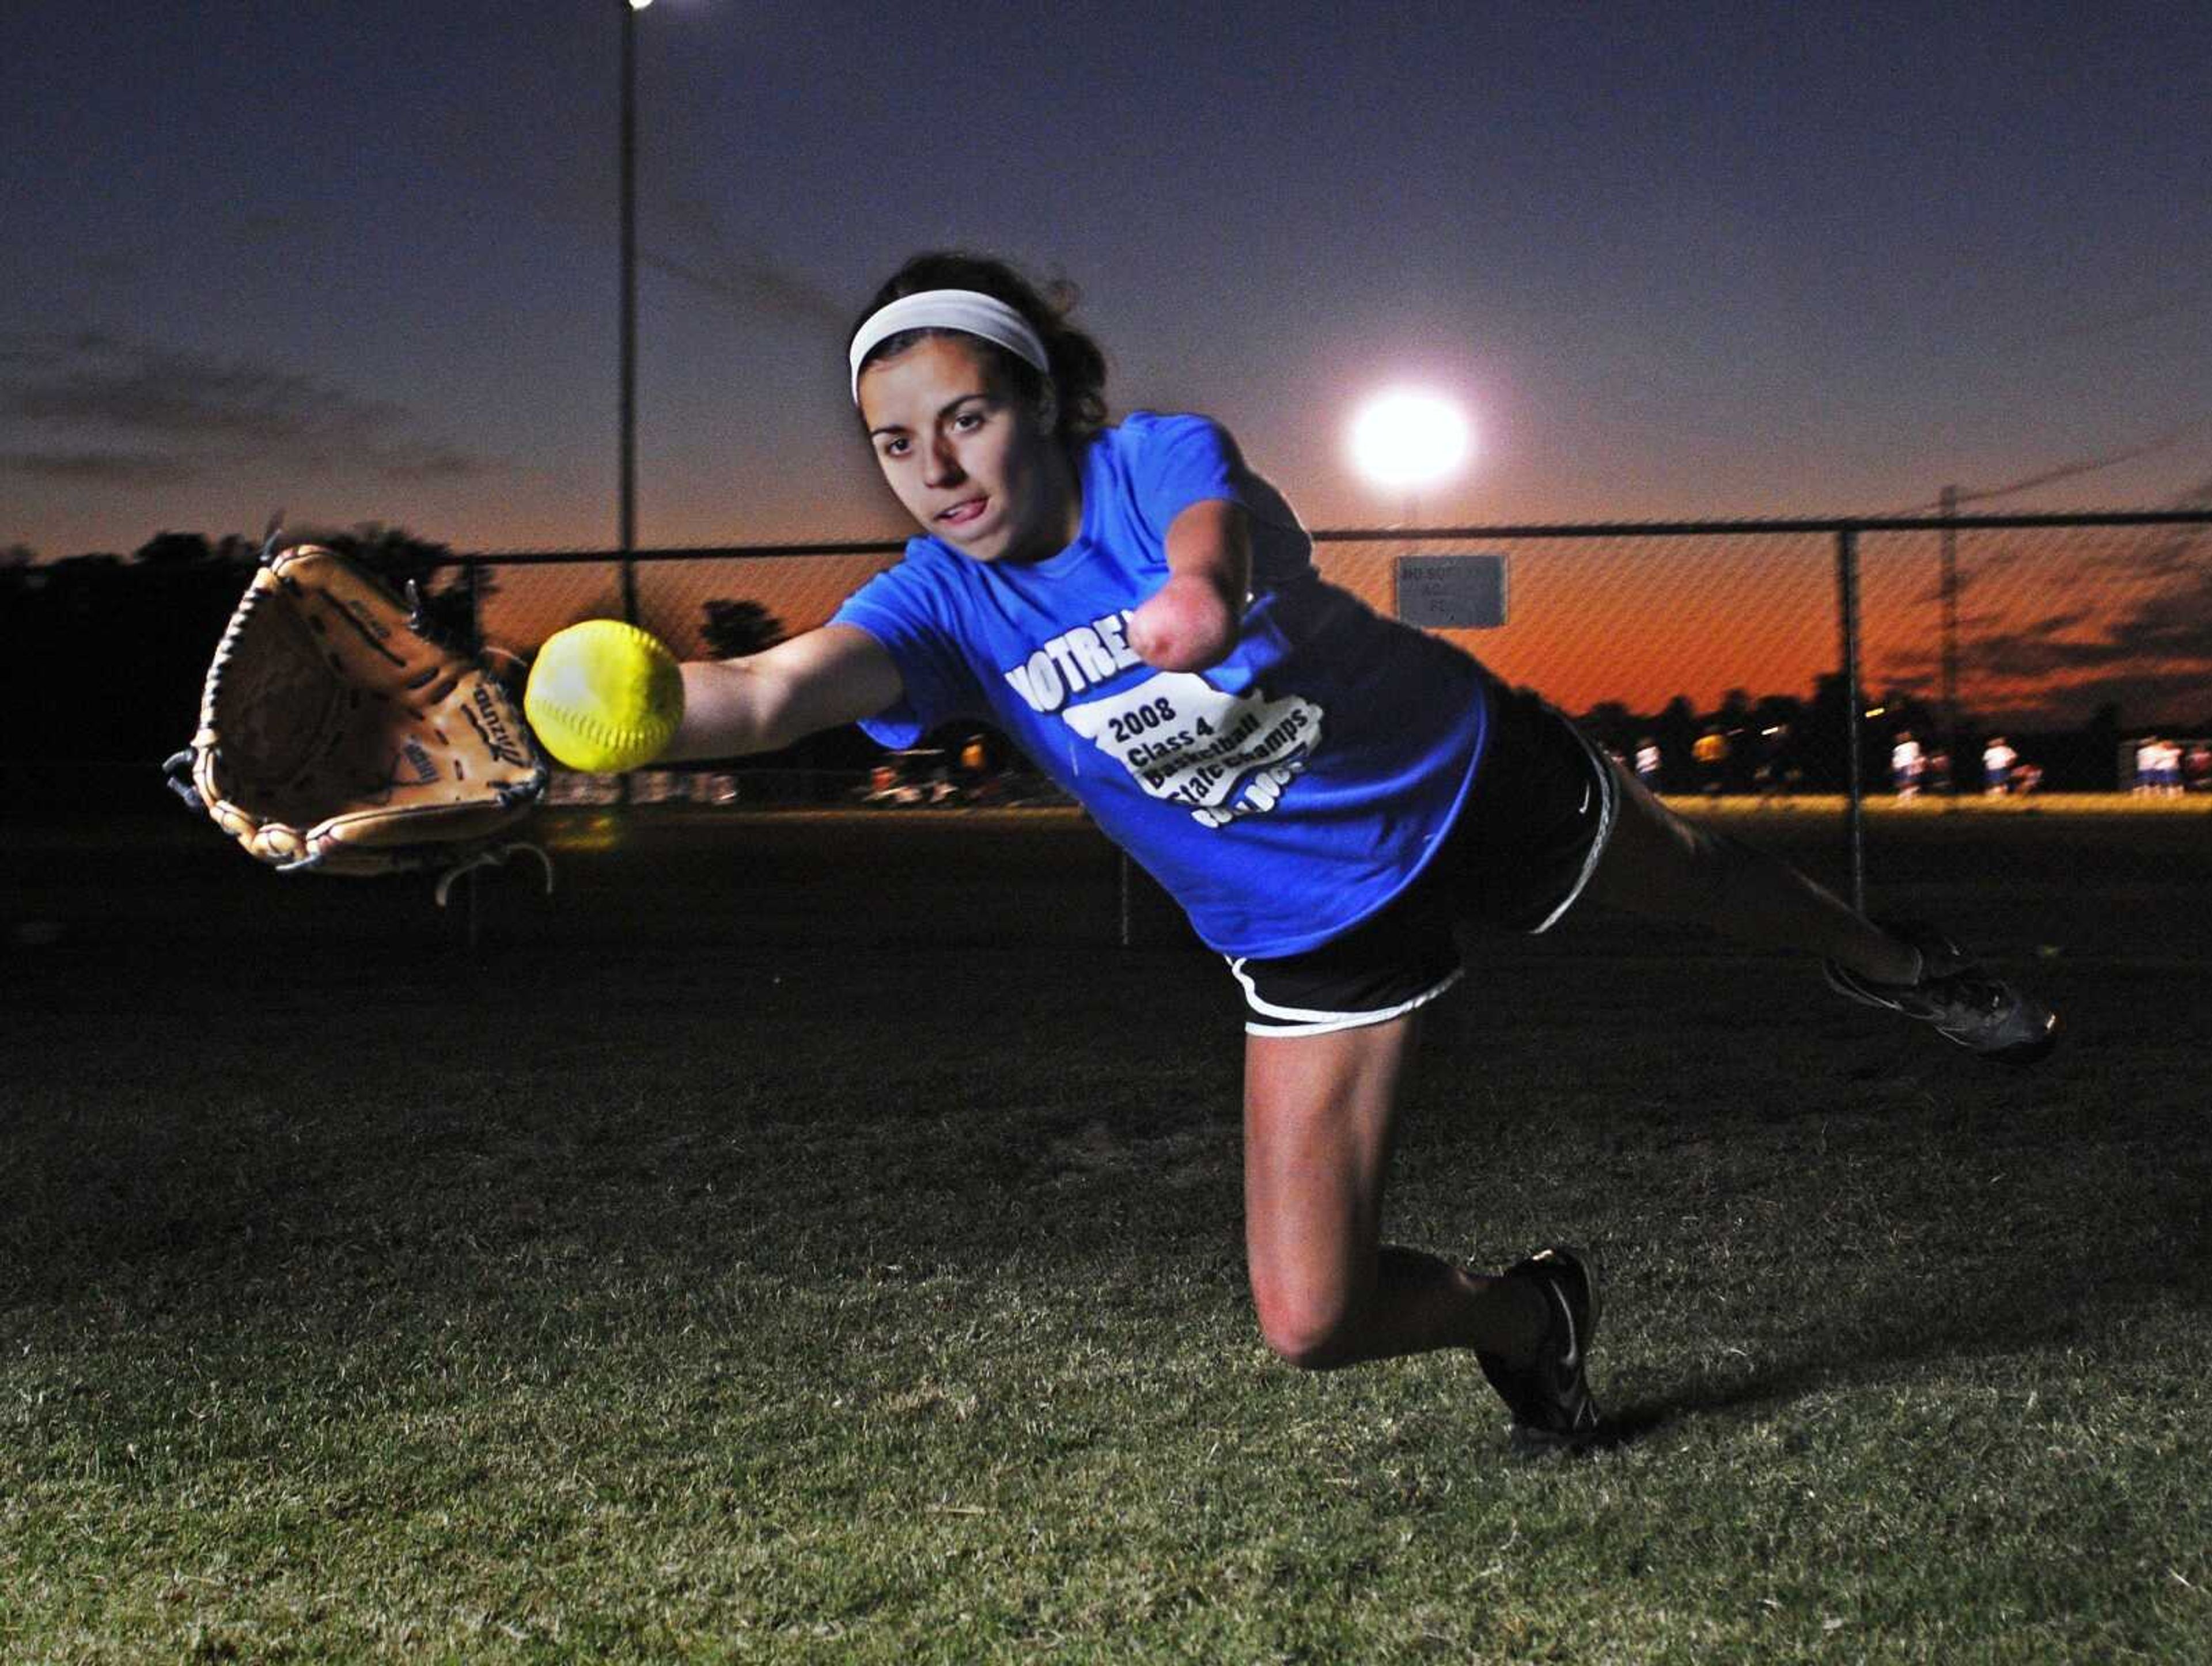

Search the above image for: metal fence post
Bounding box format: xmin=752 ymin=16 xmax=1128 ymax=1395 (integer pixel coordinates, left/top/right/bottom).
xmin=464 ymin=555 xmax=485 ymax=953
xmin=1835 ymin=527 xmax=1866 ymax=914
xmin=1939 ymin=485 xmax=1960 ymax=807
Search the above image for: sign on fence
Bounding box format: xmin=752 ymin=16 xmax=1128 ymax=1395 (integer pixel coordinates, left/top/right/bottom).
xmin=1393 ymin=553 xmax=1509 ymax=628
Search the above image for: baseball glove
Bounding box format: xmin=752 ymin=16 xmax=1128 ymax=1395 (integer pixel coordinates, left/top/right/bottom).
xmin=162 ymin=535 xmax=551 ymax=902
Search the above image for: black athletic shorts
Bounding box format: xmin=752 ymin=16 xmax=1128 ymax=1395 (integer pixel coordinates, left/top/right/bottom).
xmin=1228 ymin=682 xmax=1619 ymax=1036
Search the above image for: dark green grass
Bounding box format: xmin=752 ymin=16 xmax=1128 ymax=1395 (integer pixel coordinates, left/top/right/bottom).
xmin=3 ymin=810 xmax=2209 ymax=1661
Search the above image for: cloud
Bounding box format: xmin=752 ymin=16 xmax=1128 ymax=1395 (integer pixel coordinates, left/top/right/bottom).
xmin=0 ymin=331 xmax=505 ymax=486
xmin=646 ymin=187 xmax=853 ymax=336
xmin=446 ymin=115 xmax=851 ymax=339
xmin=372 ymin=445 xmax=500 ymax=484
xmin=2108 ymin=564 xmax=2212 ymax=658
xmin=642 ymin=245 xmax=852 ymax=335
xmin=1878 ymin=534 xmax=2212 ymax=724
xmin=2074 ymin=524 xmax=2207 ymax=579
xmin=0 ymin=448 xmax=198 ymax=484
xmin=2054 ymin=667 xmax=2212 ymax=716
xmin=2041 ymin=276 xmax=2212 ymax=346
xmin=1960 ymin=594 xmax=2210 ymax=678
xmin=2017 ymin=606 xmax=2099 ymax=636
xmin=3 ymin=329 xmax=403 ymax=441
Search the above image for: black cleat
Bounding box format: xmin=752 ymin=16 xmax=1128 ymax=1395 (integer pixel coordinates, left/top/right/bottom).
xmin=1825 ymin=922 xmax=2059 ymax=1064
xmin=1476 ymin=1245 xmax=1603 ymax=1456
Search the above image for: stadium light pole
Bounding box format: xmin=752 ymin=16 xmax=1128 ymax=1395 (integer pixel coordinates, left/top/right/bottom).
xmin=618 ymin=0 xmax=651 ymax=626
xmin=1348 ymin=388 xmax=1473 ymax=532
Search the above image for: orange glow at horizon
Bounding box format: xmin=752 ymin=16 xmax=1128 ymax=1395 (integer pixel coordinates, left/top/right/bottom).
xmin=469 ymin=522 xmax=2207 ymax=732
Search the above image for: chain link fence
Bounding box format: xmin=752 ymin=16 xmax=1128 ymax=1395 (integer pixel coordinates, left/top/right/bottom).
xmin=6 ymin=509 xmax=2200 ymax=952
xmin=468 ymin=508 xmax=2210 ymax=798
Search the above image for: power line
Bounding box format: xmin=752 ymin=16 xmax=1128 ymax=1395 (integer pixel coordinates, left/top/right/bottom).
xmin=1890 ymin=418 xmax=2212 ymax=515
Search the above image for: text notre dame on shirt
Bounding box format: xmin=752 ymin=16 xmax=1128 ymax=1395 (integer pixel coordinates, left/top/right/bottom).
xmin=999 ymin=606 xmax=1145 ymax=714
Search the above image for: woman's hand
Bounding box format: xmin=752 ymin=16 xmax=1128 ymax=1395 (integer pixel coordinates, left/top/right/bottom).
xmin=1129 ymin=572 xmax=1238 ymax=672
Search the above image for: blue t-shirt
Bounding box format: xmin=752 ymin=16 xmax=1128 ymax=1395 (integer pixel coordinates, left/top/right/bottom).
xmin=830 ymin=411 xmax=1491 ymax=957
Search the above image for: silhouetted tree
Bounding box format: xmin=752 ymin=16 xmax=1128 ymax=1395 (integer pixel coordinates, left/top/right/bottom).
xmin=0 ymin=547 xmax=35 ymax=615
xmin=1805 ymin=672 xmax=1844 ymax=789
xmin=700 ymin=598 xmax=787 ymax=661
xmin=1746 ymin=693 xmax=1807 ymax=790
xmin=0 ymin=523 xmax=487 ymax=807
xmin=1580 ymin=700 xmax=1634 ymax=756
xmin=319 ymin=523 xmax=488 ymax=647
xmin=1655 ymin=696 xmax=1698 ymax=791
xmin=1715 ymin=688 xmax=1755 ymax=788
xmin=318 ymin=522 xmax=449 ymax=582
xmin=132 ymin=531 xmax=215 ymax=567
xmin=2086 ymin=701 xmax=2123 ymax=790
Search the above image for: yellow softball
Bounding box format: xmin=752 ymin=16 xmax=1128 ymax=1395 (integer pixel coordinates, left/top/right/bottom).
xmin=525 ymin=619 xmax=685 ymax=774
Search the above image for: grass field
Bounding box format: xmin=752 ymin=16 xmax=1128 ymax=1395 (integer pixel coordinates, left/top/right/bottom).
xmin=4 ymin=806 xmax=2209 ymax=1663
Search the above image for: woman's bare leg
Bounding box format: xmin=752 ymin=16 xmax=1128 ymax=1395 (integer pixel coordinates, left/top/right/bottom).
xmin=1241 ymin=1013 xmax=1546 ymax=1370
xmin=1582 ymin=757 xmax=1920 ymax=985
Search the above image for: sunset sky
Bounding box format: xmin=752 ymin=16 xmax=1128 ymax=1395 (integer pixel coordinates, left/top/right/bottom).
xmin=5 ymin=1 xmax=2209 ymax=565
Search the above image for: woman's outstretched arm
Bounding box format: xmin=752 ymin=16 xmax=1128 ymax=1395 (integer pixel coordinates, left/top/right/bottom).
xmin=1128 ymin=498 xmax=1251 ymax=673
xmin=664 ymin=623 xmax=904 ymax=761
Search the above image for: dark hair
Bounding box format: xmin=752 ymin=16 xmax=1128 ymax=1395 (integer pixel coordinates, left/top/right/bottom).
xmin=850 ymin=251 xmax=1109 ymax=453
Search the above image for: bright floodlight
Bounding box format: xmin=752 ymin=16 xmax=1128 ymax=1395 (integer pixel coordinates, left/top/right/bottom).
xmin=1348 ymin=389 xmax=1472 ymax=491
xmin=628 ymin=0 xmax=653 ymax=9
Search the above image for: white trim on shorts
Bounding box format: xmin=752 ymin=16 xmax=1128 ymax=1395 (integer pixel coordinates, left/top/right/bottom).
xmin=1525 ymin=716 xmax=1621 ymax=935
xmin=1228 ymin=958 xmax=1467 ymax=1039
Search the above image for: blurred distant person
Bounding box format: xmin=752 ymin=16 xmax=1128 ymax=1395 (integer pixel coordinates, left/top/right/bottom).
xmin=1983 ymin=735 xmax=2016 ymax=797
xmin=1692 ymin=726 xmax=1729 ymax=797
xmin=2010 ymin=757 xmax=2042 ymax=797
xmin=958 ymin=731 xmax=999 ymax=803
xmin=1634 ymin=737 xmax=1662 ymax=794
xmin=1890 ymin=730 xmax=1925 ymax=801
xmin=593 ymin=249 xmax=2059 ymax=1458
xmin=2133 ymin=735 xmax=2184 ymax=798
xmin=2186 ymin=741 xmax=2211 ymax=794
xmin=1753 ymin=723 xmax=1793 ymax=803
xmin=2158 ymin=737 xmax=2185 ymax=797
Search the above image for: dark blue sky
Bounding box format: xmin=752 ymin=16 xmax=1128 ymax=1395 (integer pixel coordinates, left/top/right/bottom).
xmin=6 ymin=0 xmax=2208 ymax=558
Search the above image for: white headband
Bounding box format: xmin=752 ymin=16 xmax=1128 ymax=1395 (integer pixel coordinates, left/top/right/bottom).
xmin=849 ymin=289 xmax=1051 ymax=405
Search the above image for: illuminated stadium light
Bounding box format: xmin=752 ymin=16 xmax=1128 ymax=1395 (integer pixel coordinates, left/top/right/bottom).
xmin=1348 ymin=388 xmax=1473 ymax=493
